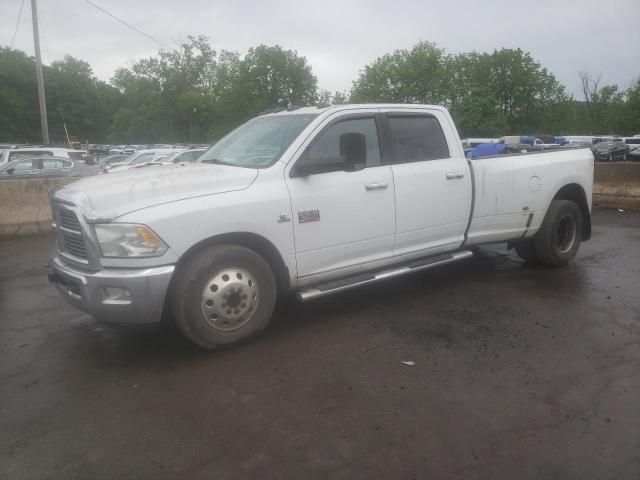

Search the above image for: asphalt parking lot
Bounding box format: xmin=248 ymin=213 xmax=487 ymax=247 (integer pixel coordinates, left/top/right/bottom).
xmin=1 ymin=208 xmax=639 ymax=479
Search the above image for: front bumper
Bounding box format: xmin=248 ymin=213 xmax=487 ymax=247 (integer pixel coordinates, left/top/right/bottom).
xmin=48 ymin=253 xmax=175 ymax=325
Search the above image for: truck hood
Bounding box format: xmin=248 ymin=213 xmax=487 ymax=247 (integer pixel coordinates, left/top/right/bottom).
xmin=51 ymin=163 xmax=258 ymax=220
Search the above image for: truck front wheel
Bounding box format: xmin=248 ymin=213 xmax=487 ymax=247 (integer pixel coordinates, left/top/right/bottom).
xmin=171 ymin=245 xmax=277 ymax=349
xmin=533 ymin=200 xmax=583 ymax=267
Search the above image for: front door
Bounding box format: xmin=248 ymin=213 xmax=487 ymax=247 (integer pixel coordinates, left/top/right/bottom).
xmin=286 ymin=112 xmax=395 ymax=279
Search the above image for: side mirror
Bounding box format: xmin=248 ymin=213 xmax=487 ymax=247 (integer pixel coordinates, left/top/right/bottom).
xmin=340 ymin=132 xmax=367 ymax=172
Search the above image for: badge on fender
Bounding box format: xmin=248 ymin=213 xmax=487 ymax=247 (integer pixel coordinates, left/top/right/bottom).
xmin=298 ymin=209 xmax=320 ymax=223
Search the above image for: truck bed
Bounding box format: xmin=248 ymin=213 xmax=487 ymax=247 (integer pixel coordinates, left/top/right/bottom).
xmin=465 ymin=148 xmax=594 ymax=245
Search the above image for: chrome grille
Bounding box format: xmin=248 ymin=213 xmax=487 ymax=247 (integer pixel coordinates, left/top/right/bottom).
xmin=61 ymin=231 xmax=87 ymax=258
xmin=59 ymin=208 xmax=81 ymax=231
xmin=56 ymin=206 xmax=88 ymax=259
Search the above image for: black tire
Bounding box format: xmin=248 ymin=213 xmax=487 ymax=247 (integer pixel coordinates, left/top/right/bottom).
xmin=514 ymin=239 xmax=539 ymax=263
xmin=533 ymin=200 xmax=583 ymax=267
xmin=171 ymin=244 xmax=277 ymax=349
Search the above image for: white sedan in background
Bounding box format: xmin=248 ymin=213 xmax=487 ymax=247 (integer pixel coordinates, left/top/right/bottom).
xmin=0 ymin=147 xmax=86 ymax=165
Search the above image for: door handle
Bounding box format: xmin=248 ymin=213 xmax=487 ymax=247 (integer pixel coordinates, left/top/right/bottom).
xmin=365 ymin=182 xmax=389 ymax=191
xmin=446 ymin=172 xmax=465 ymax=180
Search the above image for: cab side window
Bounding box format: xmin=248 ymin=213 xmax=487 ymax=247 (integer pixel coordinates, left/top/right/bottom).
xmin=42 ymin=159 xmax=70 ymax=170
xmin=11 ymin=159 xmax=37 ymax=172
xmin=388 ymin=115 xmax=449 ymax=163
xmin=294 ymin=117 xmax=381 ymax=176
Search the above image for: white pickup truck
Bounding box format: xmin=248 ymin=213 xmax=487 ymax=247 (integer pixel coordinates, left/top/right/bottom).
xmin=48 ymin=104 xmax=594 ymax=349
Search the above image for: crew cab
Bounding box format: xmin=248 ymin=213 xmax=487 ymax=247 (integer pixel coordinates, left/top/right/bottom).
xmin=48 ymin=104 xmax=594 ymax=349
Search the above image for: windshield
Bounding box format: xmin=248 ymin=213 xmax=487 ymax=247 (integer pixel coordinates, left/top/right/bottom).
xmin=199 ymin=114 xmax=318 ymax=168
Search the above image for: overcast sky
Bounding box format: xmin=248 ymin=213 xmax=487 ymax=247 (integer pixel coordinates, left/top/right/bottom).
xmin=2 ymin=0 xmax=639 ymax=98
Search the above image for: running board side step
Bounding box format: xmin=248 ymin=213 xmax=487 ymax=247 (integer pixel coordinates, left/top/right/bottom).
xmin=297 ymin=250 xmax=473 ymax=302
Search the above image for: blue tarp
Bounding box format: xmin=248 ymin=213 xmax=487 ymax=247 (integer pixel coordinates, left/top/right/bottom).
xmin=466 ymin=143 xmax=506 ymax=159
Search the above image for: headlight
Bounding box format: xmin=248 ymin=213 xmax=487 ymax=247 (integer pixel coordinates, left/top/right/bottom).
xmin=93 ymin=223 xmax=168 ymax=258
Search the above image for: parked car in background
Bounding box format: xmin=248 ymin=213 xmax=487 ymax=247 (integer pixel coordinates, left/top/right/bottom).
xmin=501 ymin=135 xmax=544 ymax=146
xmin=88 ymin=144 xmax=111 ymax=156
xmin=0 ymin=147 xmax=86 ymax=165
xmin=0 ymin=156 xmax=101 ymax=180
xmin=142 ymin=148 xmax=207 ymax=167
xmin=536 ymin=134 xmax=556 ymax=144
xmin=95 ymin=154 xmax=130 ymax=167
xmin=592 ymin=140 xmax=627 ymax=161
xmin=623 ymin=137 xmax=640 ymax=161
xmin=461 ymin=138 xmax=499 ymax=149
xmin=565 ymin=142 xmax=593 ymax=148
xmin=104 ymin=148 xmax=181 ymax=172
xmin=563 ymin=142 xmax=594 ymax=155
xmin=108 ymin=145 xmax=139 ymax=155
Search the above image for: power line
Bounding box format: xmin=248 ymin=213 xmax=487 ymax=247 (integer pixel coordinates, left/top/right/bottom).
xmin=9 ymin=0 xmax=26 ymax=48
xmin=82 ymin=0 xmax=174 ymax=51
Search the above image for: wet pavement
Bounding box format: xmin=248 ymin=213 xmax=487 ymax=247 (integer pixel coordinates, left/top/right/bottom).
xmin=1 ymin=208 xmax=639 ymax=479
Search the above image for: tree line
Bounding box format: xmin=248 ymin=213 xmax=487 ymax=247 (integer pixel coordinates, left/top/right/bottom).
xmin=0 ymin=36 xmax=638 ymax=145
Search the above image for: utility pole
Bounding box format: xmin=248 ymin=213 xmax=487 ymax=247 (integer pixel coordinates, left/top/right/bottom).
xmin=31 ymin=0 xmax=49 ymax=144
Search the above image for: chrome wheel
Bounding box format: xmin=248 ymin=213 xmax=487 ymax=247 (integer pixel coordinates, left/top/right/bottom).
xmin=200 ymin=267 xmax=259 ymax=331
xmin=555 ymin=215 xmax=577 ymax=254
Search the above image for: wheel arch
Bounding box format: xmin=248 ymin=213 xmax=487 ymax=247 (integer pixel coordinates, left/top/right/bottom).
xmin=552 ymin=183 xmax=591 ymax=241
xmin=173 ymin=232 xmax=291 ymax=294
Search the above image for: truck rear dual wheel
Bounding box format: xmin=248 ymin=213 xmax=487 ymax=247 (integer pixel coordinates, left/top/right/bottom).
xmin=171 ymin=245 xmax=277 ymax=349
xmin=516 ymin=200 xmax=583 ymax=266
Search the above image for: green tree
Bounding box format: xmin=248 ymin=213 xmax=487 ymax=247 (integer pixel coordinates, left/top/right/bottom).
xmin=0 ymin=47 xmax=40 ymax=143
xmin=108 ymin=38 xmax=318 ymax=143
xmin=452 ymin=87 xmax=507 ymax=137
xmin=237 ymin=45 xmax=317 ymax=110
xmin=351 ymin=41 xmax=446 ymax=104
xmin=579 ymin=71 xmax=626 ymax=133
xmin=623 ymin=79 xmax=640 ymax=134
xmin=47 ymin=55 xmax=122 ymax=143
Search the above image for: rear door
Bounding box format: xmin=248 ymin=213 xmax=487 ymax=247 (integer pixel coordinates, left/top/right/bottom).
xmin=285 ymin=111 xmax=396 ymax=279
xmin=381 ymin=108 xmax=472 ymax=256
